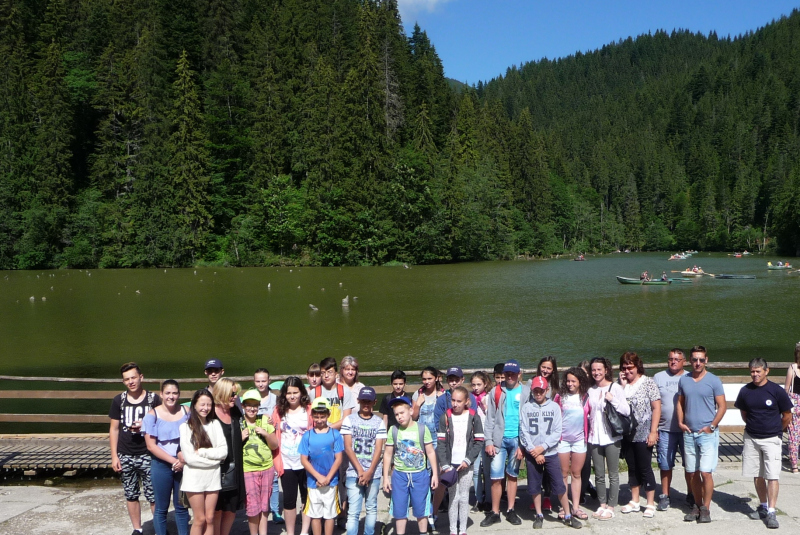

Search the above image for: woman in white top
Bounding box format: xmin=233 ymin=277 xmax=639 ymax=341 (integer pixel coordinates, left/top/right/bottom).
xmin=587 ymin=357 xmax=630 ymax=521
xmin=339 ymin=355 xmax=366 ymax=399
xmin=180 ymin=389 xmax=228 ymax=535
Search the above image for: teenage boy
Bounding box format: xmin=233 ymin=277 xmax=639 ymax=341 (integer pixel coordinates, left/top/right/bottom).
xmin=493 ymin=363 xmax=505 ymax=387
xmin=735 ymin=358 xmax=792 ymax=529
xmin=481 ymin=359 xmax=524 ymax=527
xmin=204 ymin=358 xmax=225 ymax=391
xmin=653 ymin=348 xmax=692 ymax=511
xmin=342 ymin=387 xmax=387 ymax=535
xmin=109 ymin=362 xmax=161 ymax=535
xmin=520 ymin=377 xmax=581 ymax=529
xmin=308 ymin=363 xmax=322 ymax=390
xmin=380 ymin=370 xmax=408 ymax=430
xmin=384 ymin=396 xmax=439 ymax=535
xmin=676 ymin=345 xmax=726 ymax=523
xmin=254 ymin=368 xmax=283 ymax=524
xmin=299 ymin=398 xmax=345 ymax=535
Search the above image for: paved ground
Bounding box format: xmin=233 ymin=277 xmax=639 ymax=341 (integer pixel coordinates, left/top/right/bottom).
xmin=2 ymin=465 xmax=800 ymax=534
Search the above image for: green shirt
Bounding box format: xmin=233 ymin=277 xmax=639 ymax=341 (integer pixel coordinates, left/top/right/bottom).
xmin=386 ymin=422 xmax=432 ymax=473
xmin=242 ymin=417 xmax=276 ymax=472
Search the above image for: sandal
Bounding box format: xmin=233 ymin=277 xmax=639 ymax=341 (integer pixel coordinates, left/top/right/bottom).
xmin=643 ymin=504 xmax=656 ymax=518
xmin=598 ymin=508 xmax=615 ymax=521
xmin=573 ymin=508 xmax=589 ymax=520
xmin=591 ymin=506 xmax=606 ymax=519
xmin=621 ymin=501 xmax=641 ymax=514
xmin=792 ymin=467 xmax=800 ymax=474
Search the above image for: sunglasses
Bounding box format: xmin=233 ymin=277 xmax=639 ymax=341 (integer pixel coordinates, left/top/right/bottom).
xmin=307 ymin=372 xmax=321 ymax=377
xmin=691 ymin=358 xmax=707 ymax=363
xmin=621 ymin=366 xmax=636 ymax=371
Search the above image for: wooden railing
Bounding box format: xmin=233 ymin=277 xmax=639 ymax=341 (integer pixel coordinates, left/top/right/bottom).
xmin=0 ymin=362 xmax=793 ymax=431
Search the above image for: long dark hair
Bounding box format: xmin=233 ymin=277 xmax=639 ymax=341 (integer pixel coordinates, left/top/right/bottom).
xmin=589 ymin=357 xmax=614 ymax=383
xmin=277 ymin=376 xmax=310 ymax=418
xmin=419 ymin=366 xmax=443 ymax=393
xmin=536 ymin=356 xmax=560 ymax=392
xmin=188 ymin=389 xmax=215 ymax=449
xmin=558 ymin=366 xmax=590 ymax=398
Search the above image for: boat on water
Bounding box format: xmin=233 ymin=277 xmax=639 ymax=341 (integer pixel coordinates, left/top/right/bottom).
xmin=714 ymin=274 xmax=756 ymax=279
xmin=668 ymin=278 xmax=694 ymax=283
xmin=617 ymin=276 xmax=671 ymax=285
xmin=767 ymin=262 xmax=793 ymax=270
xmin=685 ymin=250 xmax=698 ymax=254
xmin=668 ymin=254 xmax=686 ymax=261
xmin=574 ymin=254 xmax=585 ymax=261
xmin=733 ymin=253 xmax=742 ymax=258
xmin=680 ymin=270 xmax=705 ymax=277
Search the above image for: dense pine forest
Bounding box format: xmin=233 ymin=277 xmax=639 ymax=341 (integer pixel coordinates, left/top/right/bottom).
xmin=1 ymin=0 xmax=800 ymax=268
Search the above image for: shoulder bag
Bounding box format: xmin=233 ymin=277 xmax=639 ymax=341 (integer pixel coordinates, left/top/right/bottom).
xmin=603 ymin=384 xmax=634 ymax=437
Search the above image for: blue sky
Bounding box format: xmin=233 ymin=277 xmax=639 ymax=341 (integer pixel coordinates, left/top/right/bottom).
xmin=397 ymin=0 xmax=800 ymax=84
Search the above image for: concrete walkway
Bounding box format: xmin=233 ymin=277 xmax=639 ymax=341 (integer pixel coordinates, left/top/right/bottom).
xmin=2 ymin=465 xmax=800 ymax=534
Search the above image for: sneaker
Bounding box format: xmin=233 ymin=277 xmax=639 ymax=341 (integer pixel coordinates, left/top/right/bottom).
xmin=505 ymin=509 xmax=522 ymax=525
xmin=684 ymin=505 xmax=700 ymax=522
xmin=748 ymin=505 xmax=768 ymax=520
xmin=427 ymin=516 xmax=437 ymax=534
xmin=685 ymin=493 xmax=695 ymax=507
xmin=542 ymin=497 xmax=552 ymax=512
xmin=563 ymin=515 xmax=583 ymax=529
xmin=533 ymin=515 xmax=544 ymax=529
xmin=480 ymin=513 xmax=501 ymax=527
xmin=698 ymin=506 xmax=711 ymax=523
xmin=272 ymin=512 xmax=285 ymax=524
xmin=766 ymin=511 xmax=779 ymax=529
xmin=656 ymin=494 xmax=670 ymax=511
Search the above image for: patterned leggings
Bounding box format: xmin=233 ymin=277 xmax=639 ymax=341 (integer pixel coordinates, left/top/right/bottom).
xmin=447 ymin=469 xmax=472 ymax=534
xmin=788 ymin=393 xmax=800 ymax=468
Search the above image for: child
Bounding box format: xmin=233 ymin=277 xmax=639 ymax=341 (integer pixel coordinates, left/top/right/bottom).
xmin=307 ymin=363 xmax=322 ymax=390
xmin=341 ymin=387 xmax=387 ymax=535
xmin=470 ymin=371 xmax=492 ymax=512
xmin=311 ymin=357 xmax=356 ymax=431
xmin=437 ymin=386 xmax=484 ymax=535
xmin=299 ymin=398 xmax=345 ymax=535
xmin=380 ymin=370 xmax=408 ymax=430
xmin=520 ymin=377 xmax=581 ymax=529
xmin=254 ymin=368 xmax=283 ymax=525
xmin=492 ymin=363 xmax=505 ymax=388
xmin=241 ymin=389 xmax=279 ymax=535
xmin=553 ymin=367 xmax=590 ymax=521
xmin=383 ymin=396 xmax=439 ymax=535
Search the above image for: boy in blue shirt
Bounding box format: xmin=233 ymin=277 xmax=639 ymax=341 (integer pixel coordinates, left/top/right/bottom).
xmin=300 ymin=398 xmax=345 ymax=535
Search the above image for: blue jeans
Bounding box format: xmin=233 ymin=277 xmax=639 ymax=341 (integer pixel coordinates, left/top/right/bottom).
xmin=345 ymin=476 xmax=382 ymax=535
xmin=150 ymin=457 xmax=189 ymax=535
xmin=271 ymin=475 xmax=281 ymax=515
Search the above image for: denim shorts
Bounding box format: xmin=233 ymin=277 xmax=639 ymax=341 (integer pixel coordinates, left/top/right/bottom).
xmin=683 ymin=429 xmax=719 ymax=474
xmin=557 ymin=439 xmax=587 ymax=454
xmin=656 ymin=430 xmax=685 ymax=470
xmin=489 ymin=437 xmax=521 ymax=480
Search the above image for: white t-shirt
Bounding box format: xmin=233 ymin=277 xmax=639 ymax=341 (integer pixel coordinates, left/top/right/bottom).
xmin=450 ymin=412 xmax=470 ymax=465
xmin=280 ymin=410 xmax=309 ymax=470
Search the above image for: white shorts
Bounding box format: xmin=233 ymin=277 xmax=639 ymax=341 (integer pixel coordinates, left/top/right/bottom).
xmin=557 ymin=439 xmax=587 ymax=454
xmin=304 ymin=485 xmax=341 ymax=519
xmin=742 ymin=433 xmax=782 ymax=480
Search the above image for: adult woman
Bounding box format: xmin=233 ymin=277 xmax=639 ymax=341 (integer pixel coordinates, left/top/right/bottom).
xmin=212 ymin=378 xmax=246 ymax=535
xmin=272 ymin=376 xmax=313 ymax=535
xmin=618 ymin=352 xmax=661 ymax=518
xmin=144 ymin=380 xmax=190 ymax=535
xmin=340 ymin=356 xmax=366 ymax=399
xmin=412 ymin=366 xmax=444 ymax=446
xmin=784 ymin=343 xmax=800 ymax=473
xmin=587 ymin=357 xmax=630 ymax=521
xmin=180 ymin=389 xmax=228 ymax=535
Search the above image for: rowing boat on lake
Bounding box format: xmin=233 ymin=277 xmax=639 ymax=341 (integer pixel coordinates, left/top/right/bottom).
xmin=680 ymin=270 xmax=705 ymax=276
xmin=767 ymin=262 xmax=792 ymax=270
xmin=617 ymin=276 xmax=671 ymax=285
xmin=714 ymin=274 xmax=756 ymax=279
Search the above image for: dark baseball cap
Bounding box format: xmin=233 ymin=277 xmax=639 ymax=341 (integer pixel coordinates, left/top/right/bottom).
xmin=446 ymin=366 xmax=464 ymax=378
xmin=503 ymin=360 xmax=521 ymax=373
xmin=358 ymin=386 xmax=377 ymax=401
xmin=205 ymin=358 xmax=224 ymax=370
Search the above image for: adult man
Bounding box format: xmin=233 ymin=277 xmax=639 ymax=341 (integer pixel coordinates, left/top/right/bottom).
xmin=653 ymin=348 xmax=693 ymax=510
xmin=254 ymin=367 xmax=283 ymax=524
xmin=676 ymin=345 xmax=726 ymax=523
xmin=109 ymin=362 xmax=161 ymax=535
xmin=734 ymin=358 xmax=793 ymax=529
xmin=480 ymin=359 xmax=524 ymax=527
xmin=204 ymin=358 xmax=225 ymax=390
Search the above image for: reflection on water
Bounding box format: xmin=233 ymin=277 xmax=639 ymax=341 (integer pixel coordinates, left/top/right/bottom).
xmin=1 ymin=253 xmax=798 ymax=378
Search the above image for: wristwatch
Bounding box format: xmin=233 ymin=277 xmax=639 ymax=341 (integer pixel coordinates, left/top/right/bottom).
xmin=709 ymin=424 xmax=716 ymax=431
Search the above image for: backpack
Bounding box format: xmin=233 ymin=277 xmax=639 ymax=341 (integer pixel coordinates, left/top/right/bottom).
xmin=493 ymin=384 xmax=503 ymax=408
xmin=120 ymin=390 xmax=157 ymax=426
xmin=390 ymin=422 xmax=429 ymax=469
xmin=312 ymin=383 xmax=345 ymax=421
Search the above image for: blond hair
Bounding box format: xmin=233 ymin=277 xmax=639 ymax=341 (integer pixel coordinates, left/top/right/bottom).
xmin=213 ymin=377 xmax=241 ymax=406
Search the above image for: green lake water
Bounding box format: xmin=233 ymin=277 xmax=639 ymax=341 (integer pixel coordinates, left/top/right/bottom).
xmin=2 ymin=253 xmax=799 ymax=380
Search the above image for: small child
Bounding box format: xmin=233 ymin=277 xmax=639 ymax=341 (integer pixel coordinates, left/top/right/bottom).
xmin=341 ymin=387 xmax=387 ymax=535
xmin=383 ymin=396 xmax=439 ymax=535
xmin=520 ymin=377 xmax=581 ymax=529
xmin=299 ymin=398 xmax=345 ymax=535
xmin=380 ymin=370 xmax=408 ymax=430
xmin=241 ymin=389 xmax=279 ymax=535
xmin=437 ymin=386 xmax=484 ymax=535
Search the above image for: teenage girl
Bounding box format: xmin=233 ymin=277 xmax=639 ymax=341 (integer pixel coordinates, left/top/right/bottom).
xmin=553 ymin=367 xmax=590 ymax=520
xmin=469 ymin=371 xmax=492 ymax=511
xmin=412 ymin=366 xmax=445 ymax=445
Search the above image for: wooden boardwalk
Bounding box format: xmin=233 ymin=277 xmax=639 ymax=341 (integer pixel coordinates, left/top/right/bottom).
xmin=0 ymin=432 xmax=786 ymax=472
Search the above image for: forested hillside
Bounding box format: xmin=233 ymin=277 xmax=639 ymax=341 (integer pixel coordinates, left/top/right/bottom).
xmin=1 ymin=1 xmax=799 ymax=268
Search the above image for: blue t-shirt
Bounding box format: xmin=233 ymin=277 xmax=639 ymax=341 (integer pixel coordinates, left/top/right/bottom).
xmin=298 ymin=428 xmax=344 ymax=488
xmin=503 ymin=385 xmax=522 ymax=438
xmin=734 ymin=381 xmax=793 ymax=439
xmin=677 ymin=372 xmax=725 ymax=431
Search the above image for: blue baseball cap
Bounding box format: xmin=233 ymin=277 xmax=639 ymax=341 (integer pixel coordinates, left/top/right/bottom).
xmin=389 ymin=396 xmax=412 ymax=407
xmin=503 ymin=360 xmax=521 ymax=374
xmin=446 ymin=366 xmax=464 ymax=378
xmin=204 ymin=358 xmax=224 ymax=370
xmin=358 ymin=386 xmax=377 ymax=401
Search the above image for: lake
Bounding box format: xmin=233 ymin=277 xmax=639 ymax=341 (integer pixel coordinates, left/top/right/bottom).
xmin=2 ymin=252 xmax=798 ymax=380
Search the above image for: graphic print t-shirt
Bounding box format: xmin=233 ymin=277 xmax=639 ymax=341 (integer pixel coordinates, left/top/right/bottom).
xmin=317 ymin=385 xmax=356 ymax=424
xmin=386 ymin=422 xmax=433 ymax=473
xmin=280 ymin=410 xmax=310 ymax=470
xmin=109 ymin=391 xmax=161 ymax=456
xmin=340 ymin=413 xmax=387 ymax=478
xmin=242 ymin=417 xmax=276 ymax=472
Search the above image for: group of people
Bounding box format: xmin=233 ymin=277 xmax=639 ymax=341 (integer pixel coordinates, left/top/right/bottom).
xmin=109 ymin=345 xmax=800 ymax=535
xmin=639 ymin=271 xmax=669 ymax=281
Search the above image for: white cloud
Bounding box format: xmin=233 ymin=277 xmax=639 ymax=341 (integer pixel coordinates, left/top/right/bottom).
xmin=398 ymin=0 xmax=456 ymax=23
